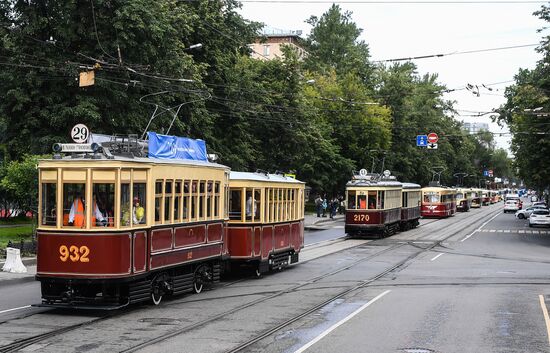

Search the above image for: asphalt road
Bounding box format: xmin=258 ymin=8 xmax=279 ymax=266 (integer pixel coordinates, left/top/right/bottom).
xmin=2 ymin=201 xmax=550 ymax=353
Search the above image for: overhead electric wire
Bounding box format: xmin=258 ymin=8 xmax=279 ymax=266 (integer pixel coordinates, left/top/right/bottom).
xmin=373 ymin=43 xmax=539 ymax=63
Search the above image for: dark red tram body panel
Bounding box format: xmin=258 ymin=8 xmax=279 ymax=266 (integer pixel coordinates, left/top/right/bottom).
xmin=226 ymin=220 xmax=304 ymax=270
xmin=37 ymin=221 xmax=226 ymax=279
xmin=345 ymin=208 xmax=400 ymax=235
xmin=401 ymin=206 xmax=421 ymax=223
xmin=421 ymin=203 xmax=456 ymax=218
xmin=36 ymin=221 xmax=227 ymax=307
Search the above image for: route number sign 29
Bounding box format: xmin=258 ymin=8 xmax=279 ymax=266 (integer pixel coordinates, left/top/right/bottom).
xmin=71 ymin=124 xmax=90 ymax=144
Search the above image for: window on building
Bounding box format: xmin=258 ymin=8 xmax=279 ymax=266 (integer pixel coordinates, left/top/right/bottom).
xmin=263 ymin=45 xmax=270 ymax=57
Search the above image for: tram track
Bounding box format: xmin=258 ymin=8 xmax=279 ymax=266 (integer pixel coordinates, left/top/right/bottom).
xmin=0 ymin=206 xmax=502 ymax=353
xmin=221 ymin=206 xmax=504 ymax=353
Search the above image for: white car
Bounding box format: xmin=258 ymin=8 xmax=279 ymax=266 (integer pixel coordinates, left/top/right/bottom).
xmin=515 ymin=205 xmax=548 ymax=219
xmin=504 ymin=200 xmax=520 ymax=213
xmin=529 ymin=209 xmax=550 ymax=227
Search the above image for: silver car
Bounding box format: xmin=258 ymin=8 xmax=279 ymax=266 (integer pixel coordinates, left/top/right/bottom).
xmin=528 ymin=209 xmax=550 ymax=227
xmin=515 ymin=205 xmax=548 ymax=219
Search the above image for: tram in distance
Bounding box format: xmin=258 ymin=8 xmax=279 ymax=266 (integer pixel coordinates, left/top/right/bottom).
xmin=36 ymin=134 xmax=305 ymax=309
xmin=421 ymin=185 xmax=457 ymax=218
xmin=344 ymin=170 xmax=421 ymax=237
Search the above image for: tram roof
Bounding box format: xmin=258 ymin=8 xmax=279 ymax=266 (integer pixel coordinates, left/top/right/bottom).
xmin=346 ymin=179 xmax=402 ymax=188
xmin=39 ymin=154 xmax=229 ymax=170
xmin=421 ymin=186 xmax=458 ymax=192
xmin=402 ymin=182 xmax=421 ymax=189
xmin=229 ymin=171 xmax=304 ymax=184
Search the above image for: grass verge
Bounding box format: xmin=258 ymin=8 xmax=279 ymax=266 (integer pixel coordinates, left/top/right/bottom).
xmin=0 ymin=225 xmax=34 ymax=249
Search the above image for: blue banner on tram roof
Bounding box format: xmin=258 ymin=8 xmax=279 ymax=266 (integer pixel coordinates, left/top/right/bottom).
xmin=147 ymin=132 xmax=208 ymax=161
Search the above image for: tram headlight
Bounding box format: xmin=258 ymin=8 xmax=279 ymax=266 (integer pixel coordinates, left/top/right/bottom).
xmin=52 ymin=143 xmax=62 ymax=153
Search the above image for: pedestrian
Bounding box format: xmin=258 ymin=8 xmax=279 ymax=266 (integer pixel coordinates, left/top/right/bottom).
xmin=338 ymin=195 xmax=345 ymax=214
xmin=314 ymin=194 xmax=322 ymax=217
xmin=322 ymin=196 xmax=327 ymax=217
xmin=330 ymin=197 xmax=338 ymax=219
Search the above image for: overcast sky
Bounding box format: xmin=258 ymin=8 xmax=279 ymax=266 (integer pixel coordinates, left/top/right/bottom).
xmin=238 ymin=0 xmax=547 ymax=151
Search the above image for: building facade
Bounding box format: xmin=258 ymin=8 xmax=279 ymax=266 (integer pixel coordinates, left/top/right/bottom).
xmin=250 ymin=28 xmax=307 ymax=61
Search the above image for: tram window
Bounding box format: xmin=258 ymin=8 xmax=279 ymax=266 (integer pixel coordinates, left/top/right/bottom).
xmin=191 ymin=181 xmax=197 ymax=219
xmin=214 ymin=182 xmax=220 ymax=218
xmin=424 ymin=192 xmax=438 ymax=203
xmin=207 ymin=181 xmax=213 ymax=218
xmin=121 ymin=183 xmax=131 ymax=227
xmin=245 ymin=189 xmax=253 ymax=220
xmin=347 ymin=191 xmax=356 ymax=209
xmin=164 ymin=180 xmax=172 ymax=222
xmin=254 ymin=189 xmax=261 ymax=221
xmin=92 ymin=183 xmax=114 ymax=227
xmin=133 ymin=183 xmax=146 ymax=225
xmin=358 ymin=195 xmax=367 ymax=210
xmin=41 ymin=183 xmax=57 ymax=226
xmin=63 ymin=183 xmax=86 ymax=227
xmin=378 ymin=191 xmax=385 ymax=209
xmin=199 ymin=181 xmax=205 ymax=219
xmin=402 ymin=192 xmax=408 ymax=208
xmin=155 ymin=181 xmax=162 ymax=224
xmin=174 ymin=181 xmax=181 ymax=222
xmin=368 ymin=191 xmax=377 ymax=209
xmin=183 ymin=181 xmax=189 ymax=221
xmin=229 ymin=189 xmax=242 ymax=220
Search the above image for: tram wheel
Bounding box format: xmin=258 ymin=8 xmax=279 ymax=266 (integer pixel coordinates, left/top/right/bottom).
xmin=193 ymin=264 xmax=212 ymax=294
xmin=151 ymin=288 xmax=163 ymax=305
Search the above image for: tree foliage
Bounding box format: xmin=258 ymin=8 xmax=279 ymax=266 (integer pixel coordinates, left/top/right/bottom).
xmin=0 ymin=0 xmax=514 ymax=205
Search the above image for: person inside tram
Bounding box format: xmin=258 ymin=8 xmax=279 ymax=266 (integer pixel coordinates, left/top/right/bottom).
xmin=68 ymin=192 xmax=85 ymax=227
xmin=133 ymin=196 xmax=145 ymax=224
xmin=368 ymin=196 xmax=376 ymax=209
xmin=91 ymin=194 xmax=107 ymax=226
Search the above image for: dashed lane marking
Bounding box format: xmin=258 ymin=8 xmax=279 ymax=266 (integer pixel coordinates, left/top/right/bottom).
xmin=478 ymin=229 xmax=550 ymax=234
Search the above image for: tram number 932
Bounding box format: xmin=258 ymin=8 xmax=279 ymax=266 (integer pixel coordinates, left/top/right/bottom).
xmin=353 ymin=214 xmax=370 ymax=222
xmin=59 ymin=245 xmax=90 ymax=263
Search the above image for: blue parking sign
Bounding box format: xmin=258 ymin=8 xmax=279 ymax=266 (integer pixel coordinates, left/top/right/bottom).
xmin=416 ymin=135 xmax=428 ymax=147
xmin=483 ymin=170 xmax=489 ymax=176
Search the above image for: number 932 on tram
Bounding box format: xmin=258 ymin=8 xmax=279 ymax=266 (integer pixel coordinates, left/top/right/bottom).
xmin=345 ymin=170 xmax=403 ymax=237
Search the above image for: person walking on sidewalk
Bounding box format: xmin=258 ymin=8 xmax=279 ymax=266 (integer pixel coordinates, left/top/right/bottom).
xmin=322 ymin=196 xmax=328 ymax=217
xmin=330 ymin=197 xmax=339 ymax=219
xmin=315 ymin=194 xmax=323 ymax=217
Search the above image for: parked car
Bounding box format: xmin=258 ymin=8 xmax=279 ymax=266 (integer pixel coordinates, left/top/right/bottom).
xmin=529 ymin=209 xmax=550 ymax=227
xmin=515 ymin=205 xmax=548 ymax=219
xmin=504 ymin=200 xmax=520 ymax=213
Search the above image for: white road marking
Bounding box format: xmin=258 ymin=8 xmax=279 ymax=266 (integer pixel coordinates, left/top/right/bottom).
xmin=539 ymin=295 xmax=550 ymax=345
xmin=293 ymin=290 xmax=391 ymax=353
xmin=460 ymin=212 xmax=502 ymax=242
xmin=0 ymin=305 xmax=31 ymax=315
xmin=430 ymin=253 xmax=444 ymax=262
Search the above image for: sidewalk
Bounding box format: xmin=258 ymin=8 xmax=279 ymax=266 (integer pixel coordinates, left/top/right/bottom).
xmin=0 ymin=257 xmax=37 ymax=284
xmin=304 ymin=213 xmax=344 ymax=230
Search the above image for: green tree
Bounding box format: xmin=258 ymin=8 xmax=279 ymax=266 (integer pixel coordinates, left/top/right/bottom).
xmin=1 ymin=155 xmax=46 ymax=216
xmin=304 ymin=5 xmax=372 ymax=84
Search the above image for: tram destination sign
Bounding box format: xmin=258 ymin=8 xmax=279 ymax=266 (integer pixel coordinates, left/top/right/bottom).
xmin=53 ymin=143 xmax=95 ymax=153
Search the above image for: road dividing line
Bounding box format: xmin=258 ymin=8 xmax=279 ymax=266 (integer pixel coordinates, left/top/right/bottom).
xmin=293 ymin=290 xmax=391 ymax=353
xmin=460 ymin=211 xmax=501 ymax=242
xmin=430 ymin=253 xmax=444 ymax=262
xmin=0 ymin=305 xmax=31 ymax=315
xmin=539 ymin=295 xmax=550 ymax=345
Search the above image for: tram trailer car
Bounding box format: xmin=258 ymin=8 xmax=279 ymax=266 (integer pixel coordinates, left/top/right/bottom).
xmin=345 ymin=171 xmax=402 ymax=237
xmin=227 ymin=172 xmax=305 ymax=276
xmin=455 ymin=188 xmax=471 ymax=212
xmin=481 ymin=190 xmax=491 ymax=206
xmin=470 ymin=189 xmax=482 ymax=208
xmin=421 ymin=187 xmax=457 ymax=218
xmin=400 ymin=183 xmax=421 ymax=230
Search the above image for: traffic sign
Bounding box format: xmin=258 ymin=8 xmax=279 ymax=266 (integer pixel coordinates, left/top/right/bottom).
xmin=488 ymin=169 xmax=493 ymax=177
xmin=427 ymin=132 xmax=439 ymax=144
xmin=483 ymin=170 xmax=489 ymax=177
xmin=416 ymin=135 xmax=428 ymax=147
xmin=427 ymin=143 xmax=438 ymax=149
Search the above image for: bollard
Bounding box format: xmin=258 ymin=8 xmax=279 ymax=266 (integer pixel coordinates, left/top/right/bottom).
xmin=2 ymin=247 xmax=27 ymax=273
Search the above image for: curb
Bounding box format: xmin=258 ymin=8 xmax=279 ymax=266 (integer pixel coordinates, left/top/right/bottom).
xmin=0 ymin=275 xmax=36 ymax=285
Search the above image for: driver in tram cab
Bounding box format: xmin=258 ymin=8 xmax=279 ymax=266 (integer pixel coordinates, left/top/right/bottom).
xmin=68 ymin=192 xmax=85 ymax=227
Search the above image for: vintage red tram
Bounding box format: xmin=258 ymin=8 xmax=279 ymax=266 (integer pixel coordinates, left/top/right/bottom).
xmin=421 ymin=186 xmax=457 ymax=218
xmin=227 ymin=172 xmax=304 ymax=276
xmin=400 ymin=183 xmax=421 ymax=230
xmin=35 ymin=135 xmax=305 ymax=309
xmin=455 ymin=188 xmax=471 ymax=212
xmin=345 ymin=171 xmax=402 ymax=237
